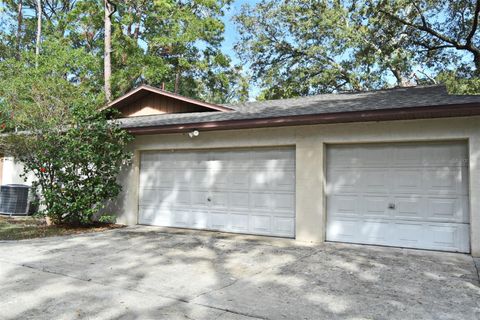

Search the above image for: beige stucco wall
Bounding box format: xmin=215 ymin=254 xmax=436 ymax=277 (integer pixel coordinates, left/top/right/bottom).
xmin=1 ymin=157 xmax=35 ymax=186
xmin=111 ymin=116 xmax=480 ymax=257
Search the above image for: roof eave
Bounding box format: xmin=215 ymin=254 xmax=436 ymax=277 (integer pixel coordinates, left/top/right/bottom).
xmin=124 ymin=103 xmax=480 ymax=135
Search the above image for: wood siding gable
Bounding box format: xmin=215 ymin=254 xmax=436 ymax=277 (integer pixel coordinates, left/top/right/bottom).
xmin=105 ymin=85 xmax=232 ymax=117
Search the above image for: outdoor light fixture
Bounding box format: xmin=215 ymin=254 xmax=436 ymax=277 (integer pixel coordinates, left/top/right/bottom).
xmin=188 ymin=130 xmax=200 ymax=138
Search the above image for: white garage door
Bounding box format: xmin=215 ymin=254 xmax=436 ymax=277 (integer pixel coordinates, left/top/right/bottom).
xmin=138 ymin=148 xmax=295 ymax=237
xmin=326 ymin=142 xmax=470 ymax=253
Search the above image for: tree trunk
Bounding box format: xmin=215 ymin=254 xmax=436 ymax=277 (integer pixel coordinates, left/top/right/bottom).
xmin=133 ymin=24 xmax=140 ymax=40
xmin=474 ymin=52 xmax=480 ymax=77
xmin=104 ymin=0 xmax=115 ymax=102
xmin=16 ymin=0 xmax=23 ymax=60
xmin=133 ymin=7 xmax=143 ymax=40
xmin=174 ymin=70 xmax=180 ymax=93
xmin=35 ymin=0 xmax=42 ymax=68
xmin=391 ymin=68 xmax=409 ymax=87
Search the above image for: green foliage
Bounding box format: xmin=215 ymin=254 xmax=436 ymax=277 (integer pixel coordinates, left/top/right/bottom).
xmin=234 ymin=0 xmax=404 ymax=97
xmin=436 ymin=72 xmax=480 ymax=94
xmin=98 ymin=215 xmax=117 ymax=224
xmin=0 ymin=47 xmax=132 ymax=226
xmin=370 ymin=0 xmax=480 ymax=76
xmin=111 ymin=0 xmax=249 ymax=102
xmin=1 ymin=105 xmax=132 ymax=225
xmin=234 ymin=0 xmax=480 ymax=97
xmin=0 ymin=39 xmax=103 ymax=120
xmin=0 ymin=0 xmax=248 ymax=103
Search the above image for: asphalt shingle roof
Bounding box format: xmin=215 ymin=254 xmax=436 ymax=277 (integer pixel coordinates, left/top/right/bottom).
xmin=117 ymin=85 xmax=480 ymax=129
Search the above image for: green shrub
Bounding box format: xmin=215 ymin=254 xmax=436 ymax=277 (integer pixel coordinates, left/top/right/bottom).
xmin=6 ymin=105 xmax=132 ymax=225
xmin=0 ymin=48 xmax=132 ymax=225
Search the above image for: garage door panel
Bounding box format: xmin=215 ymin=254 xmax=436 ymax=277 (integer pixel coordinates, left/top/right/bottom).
xmin=191 ymin=170 xmax=211 ymax=188
xmin=229 ymin=161 xmax=255 ymax=171
xmin=230 ymin=213 xmax=249 ymax=232
xmin=329 ymin=195 xmax=358 ymax=216
xmin=137 ymin=206 xmax=159 ymax=224
xmin=273 ymin=193 xmax=295 ymax=212
xmin=326 ymin=218 xmax=358 ymax=241
xmin=140 ymin=152 xmax=157 ymax=162
xmin=270 ymin=170 xmax=296 ymax=191
xmin=264 ymin=159 xmax=295 ymax=171
xmin=251 ymin=215 xmax=272 ymax=234
xmin=140 ymin=170 xmax=175 ymax=187
xmin=424 ymin=168 xmax=463 ymax=194
xmin=210 ymin=211 xmax=229 ymax=230
xmin=173 ymin=210 xmax=191 ymax=227
xmin=394 ymin=196 xmax=425 ymax=220
xmin=172 ymin=190 xmax=192 ymax=207
xmin=251 ymin=170 xmax=295 ymax=190
xmin=327 ymin=168 xmax=362 ymax=193
xmin=251 ymin=193 xmax=269 ymax=210
xmin=249 ymin=170 xmax=295 ymax=190
xmin=461 ymin=195 xmax=470 ymax=221
xmin=327 ymin=142 xmax=470 ymax=253
xmin=364 ymin=196 xmax=390 ymax=217
xmin=429 ymin=224 xmax=469 ymax=252
xmin=425 ymin=143 xmax=466 ymax=166
xmin=229 ymin=191 xmax=250 ymax=210
xmin=210 ymin=191 xmax=228 ymax=209
xmin=461 ymin=167 xmax=469 ymax=194
xmin=250 ymin=171 xmax=270 ymax=190
xmin=175 ymin=170 xmax=193 ymax=186
xmin=139 ymin=189 xmax=176 ymax=205
xmin=427 ymin=197 xmax=464 ymax=221
xmin=393 ymin=145 xmax=424 ymax=166
xmin=363 ymin=169 xmax=389 ymax=193
xmin=360 ymin=147 xmax=391 ymax=166
xmin=328 ymin=147 xmax=360 ymax=167
xmin=230 ymin=171 xmax=250 ymax=189
xmin=208 ymin=171 xmax=229 ymax=189
xmin=361 ymin=221 xmax=390 ymax=242
xmin=274 ymin=217 xmax=295 ymax=235
xmin=138 ymin=206 xmax=172 ymax=226
xmin=140 ymin=153 xmax=166 ymax=168
xmin=393 ymin=169 xmax=423 ymax=193
xmin=191 ymin=210 xmax=209 ymax=229
xmin=139 ymin=148 xmax=295 ymax=238
xmin=430 ymin=225 xmax=458 ymax=248
xmin=191 ymin=191 xmax=209 ymax=208
xmin=395 ymin=222 xmax=423 ymax=247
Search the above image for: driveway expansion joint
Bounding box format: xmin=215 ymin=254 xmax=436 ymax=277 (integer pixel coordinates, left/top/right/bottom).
xmin=1 ymin=228 xmax=479 ymax=320
xmin=473 ymin=257 xmax=480 ymax=285
xmin=0 ymin=258 xmax=265 ymax=320
xmin=188 ymin=247 xmax=320 ymax=319
xmin=193 ymin=302 xmax=267 ymax=320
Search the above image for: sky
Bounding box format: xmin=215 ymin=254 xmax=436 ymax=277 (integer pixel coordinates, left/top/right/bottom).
xmin=221 ymin=0 xmax=251 ymax=64
xmin=221 ymin=0 xmax=261 ymax=97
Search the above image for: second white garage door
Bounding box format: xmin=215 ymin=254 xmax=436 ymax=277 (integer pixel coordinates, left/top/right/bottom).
xmin=326 ymin=142 xmax=470 ymax=253
xmin=138 ymin=148 xmax=295 ymax=237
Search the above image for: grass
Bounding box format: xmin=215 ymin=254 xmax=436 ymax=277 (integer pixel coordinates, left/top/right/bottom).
xmin=0 ymin=215 xmax=124 ymax=240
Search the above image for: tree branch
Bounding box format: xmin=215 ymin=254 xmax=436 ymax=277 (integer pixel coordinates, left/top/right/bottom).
xmin=414 ymin=42 xmax=456 ymax=52
xmin=106 ymin=0 xmax=116 ymax=17
xmin=379 ymin=8 xmax=464 ymax=50
xmin=466 ymin=0 xmax=480 ymax=47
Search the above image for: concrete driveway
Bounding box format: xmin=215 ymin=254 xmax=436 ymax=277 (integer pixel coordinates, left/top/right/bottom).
xmin=0 ymin=226 xmax=479 ymax=320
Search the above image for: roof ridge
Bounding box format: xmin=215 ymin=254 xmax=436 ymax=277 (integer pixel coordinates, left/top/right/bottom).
xmin=227 ymin=85 xmax=448 ymax=108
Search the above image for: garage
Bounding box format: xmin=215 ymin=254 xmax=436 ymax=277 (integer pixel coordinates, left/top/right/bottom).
xmin=138 ymin=147 xmax=296 ymax=237
xmin=326 ymin=141 xmax=470 ymax=253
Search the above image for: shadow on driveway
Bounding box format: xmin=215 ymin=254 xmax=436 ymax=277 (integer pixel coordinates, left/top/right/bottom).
xmin=0 ymin=226 xmax=479 ymax=319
